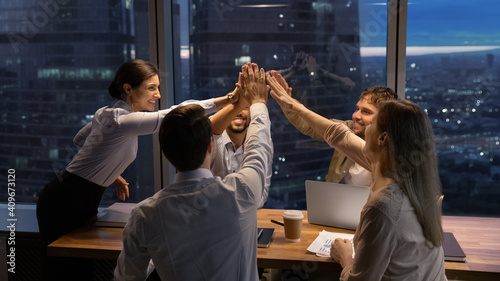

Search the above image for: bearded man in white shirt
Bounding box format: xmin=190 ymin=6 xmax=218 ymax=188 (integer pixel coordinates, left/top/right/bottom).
xmin=211 ymin=105 xmax=272 ymax=208
xmin=114 ymin=62 xmax=272 ymax=281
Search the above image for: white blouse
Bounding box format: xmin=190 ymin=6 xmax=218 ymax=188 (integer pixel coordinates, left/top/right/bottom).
xmin=66 ymin=99 xmax=217 ymax=186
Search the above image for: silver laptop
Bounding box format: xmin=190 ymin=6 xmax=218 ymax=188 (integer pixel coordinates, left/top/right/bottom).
xmin=305 ymin=180 xmax=370 ymax=230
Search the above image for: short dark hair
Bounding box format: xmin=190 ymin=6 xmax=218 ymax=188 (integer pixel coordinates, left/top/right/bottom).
xmin=108 ymin=59 xmax=159 ymax=100
xmin=359 ymin=86 xmax=398 ymax=107
xmin=158 ymin=104 xmax=212 ymax=171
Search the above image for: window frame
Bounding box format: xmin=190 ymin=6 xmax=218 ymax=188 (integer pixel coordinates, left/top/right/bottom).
xmin=386 ymin=0 xmax=407 ymax=98
xmin=150 ymin=0 xmax=408 ymax=190
xmin=149 ymin=0 xmax=178 ymax=193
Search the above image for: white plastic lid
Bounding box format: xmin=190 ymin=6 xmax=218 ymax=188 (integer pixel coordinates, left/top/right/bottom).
xmin=283 ymin=210 xmax=304 ymax=220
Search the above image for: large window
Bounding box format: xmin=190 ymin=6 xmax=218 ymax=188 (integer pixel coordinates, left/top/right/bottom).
xmin=0 ymin=0 xmax=154 ymax=205
xmin=406 ymin=0 xmax=500 ymax=216
xmin=3 ymin=0 xmax=497 ymax=218
xmin=170 ymin=0 xmax=387 ymax=209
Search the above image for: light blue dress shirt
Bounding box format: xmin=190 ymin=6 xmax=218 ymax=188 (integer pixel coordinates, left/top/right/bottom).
xmin=114 ymin=103 xmax=272 ymax=281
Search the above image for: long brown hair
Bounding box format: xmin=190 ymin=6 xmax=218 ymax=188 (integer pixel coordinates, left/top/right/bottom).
xmin=377 ymin=100 xmax=443 ymax=247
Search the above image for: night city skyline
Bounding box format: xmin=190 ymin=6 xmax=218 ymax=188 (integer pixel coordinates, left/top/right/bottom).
xmin=1 ymin=0 xmax=498 ymax=217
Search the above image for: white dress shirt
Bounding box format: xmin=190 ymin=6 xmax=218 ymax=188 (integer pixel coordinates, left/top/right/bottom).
xmin=211 ymin=130 xmax=272 ymax=208
xmin=114 ymin=103 xmax=272 ymax=281
xmin=66 ymin=99 xmax=217 ymax=187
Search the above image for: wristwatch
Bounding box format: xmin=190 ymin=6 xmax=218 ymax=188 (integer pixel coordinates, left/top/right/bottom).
xmin=227 ymin=93 xmax=236 ymax=104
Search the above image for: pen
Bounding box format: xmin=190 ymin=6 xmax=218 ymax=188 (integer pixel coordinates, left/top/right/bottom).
xmin=257 ymin=228 xmax=264 ymax=239
xmin=271 ymin=219 xmax=284 ymax=226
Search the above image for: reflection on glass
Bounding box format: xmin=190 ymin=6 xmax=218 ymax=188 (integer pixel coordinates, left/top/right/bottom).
xmin=406 ymin=0 xmax=500 ymax=216
xmin=0 ymin=0 xmax=153 ymax=205
xmin=173 ymin=0 xmax=387 ymax=209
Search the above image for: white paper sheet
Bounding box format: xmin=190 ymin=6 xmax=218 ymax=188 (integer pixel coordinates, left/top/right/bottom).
xmin=307 ymin=230 xmax=355 ymax=258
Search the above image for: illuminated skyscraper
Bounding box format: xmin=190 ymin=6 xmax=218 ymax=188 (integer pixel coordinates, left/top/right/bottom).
xmin=0 ymin=0 xmax=150 ymax=203
xmin=188 ymin=0 xmax=362 ymax=208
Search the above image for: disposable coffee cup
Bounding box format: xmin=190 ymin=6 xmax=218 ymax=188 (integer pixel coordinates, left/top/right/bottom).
xmin=283 ymin=210 xmax=304 ymax=242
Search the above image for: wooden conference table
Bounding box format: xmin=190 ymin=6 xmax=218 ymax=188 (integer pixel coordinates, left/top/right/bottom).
xmin=48 ymin=208 xmax=500 ymax=280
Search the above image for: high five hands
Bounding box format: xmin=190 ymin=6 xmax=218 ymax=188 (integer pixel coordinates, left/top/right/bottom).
xmin=240 ymin=62 xmax=269 ymax=105
xmin=266 ymin=70 xmax=305 ymax=114
xmin=235 ymin=62 xmax=303 ymax=113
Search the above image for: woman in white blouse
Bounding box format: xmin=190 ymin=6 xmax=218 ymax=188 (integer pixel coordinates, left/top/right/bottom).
xmin=36 ymin=59 xmax=235 ymax=280
xmin=267 ymin=71 xmax=447 ymax=281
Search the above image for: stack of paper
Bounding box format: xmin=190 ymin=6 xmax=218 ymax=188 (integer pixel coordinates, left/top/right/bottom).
xmin=307 ymin=230 xmax=355 ymax=258
xmin=96 ymin=202 xmax=137 ymax=227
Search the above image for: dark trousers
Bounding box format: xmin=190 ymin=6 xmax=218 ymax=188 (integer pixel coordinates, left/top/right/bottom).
xmin=36 ymin=170 xmax=106 ymax=281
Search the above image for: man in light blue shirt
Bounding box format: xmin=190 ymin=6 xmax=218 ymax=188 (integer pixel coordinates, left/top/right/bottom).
xmin=114 ymin=63 xmax=272 ymax=281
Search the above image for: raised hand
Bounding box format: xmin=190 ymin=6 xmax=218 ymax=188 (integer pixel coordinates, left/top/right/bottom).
xmin=242 ymin=62 xmax=268 ymax=104
xmin=269 ymin=70 xmax=292 ymax=97
xmin=234 ymin=72 xmax=251 ymax=109
xmin=267 ymin=70 xmax=304 ymax=113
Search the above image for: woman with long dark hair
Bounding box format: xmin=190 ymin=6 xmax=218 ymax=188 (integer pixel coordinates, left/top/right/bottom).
xmin=267 ymin=71 xmax=446 ymax=281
